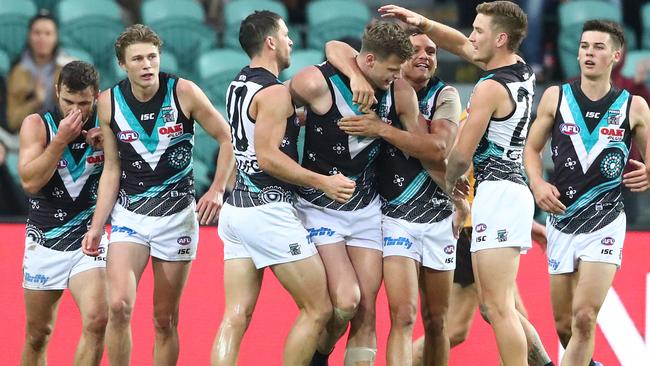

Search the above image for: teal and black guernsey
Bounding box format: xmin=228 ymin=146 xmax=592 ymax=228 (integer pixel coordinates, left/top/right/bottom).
xmin=299 ymin=62 xmax=392 ymax=210
xmin=471 ymin=62 xmax=535 ymax=187
xmin=26 ymin=108 xmax=104 ymax=251
xmin=225 ymin=66 xmax=300 ymax=207
xmin=379 ymin=77 xmax=453 ymax=223
xmin=110 ymin=72 xmax=195 ymax=216
xmin=549 ymin=81 xmax=632 ymax=234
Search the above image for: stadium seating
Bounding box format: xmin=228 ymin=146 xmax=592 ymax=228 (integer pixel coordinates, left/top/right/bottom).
xmin=557 ymin=23 xmax=582 ymax=79
xmin=0 ymin=0 xmax=37 ymax=60
xmin=306 ymin=0 xmax=370 ymax=49
xmin=0 ymin=48 xmax=10 ymax=77
xmin=223 ymin=0 xmax=289 ymax=49
xmin=197 ymin=48 xmax=249 ymax=109
xmin=280 ymin=48 xmax=322 ymax=81
xmin=642 ymin=3 xmax=650 ymax=49
xmin=558 ymin=0 xmax=622 ymax=29
xmin=141 ymin=0 xmax=215 ymax=80
xmin=33 ymin=0 xmax=59 ymax=12
xmin=61 ymin=47 xmax=94 ymax=64
xmin=57 ymin=0 xmax=124 ymax=87
xmin=620 ymin=50 xmax=650 ymax=82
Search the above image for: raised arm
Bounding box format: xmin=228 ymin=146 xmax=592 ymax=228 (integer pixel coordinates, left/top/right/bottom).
xmin=177 ymin=78 xmax=235 ymax=224
xmin=255 ymin=85 xmax=355 ymax=203
xmin=18 ymin=110 xmax=83 ymax=194
xmin=379 ymin=4 xmax=485 ymax=69
xmin=83 ymin=91 xmax=121 ymax=256
xmin=324 ymin=40 xmax=376 ymax=111
xmin=523 ymin=86 xmax=566 ymax=214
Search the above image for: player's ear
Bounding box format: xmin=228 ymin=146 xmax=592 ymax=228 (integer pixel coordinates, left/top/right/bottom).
xmin=266 ymin=35 xmax=276 ymax=51
xmin=364 ymin=53 xmax=375 ymax=68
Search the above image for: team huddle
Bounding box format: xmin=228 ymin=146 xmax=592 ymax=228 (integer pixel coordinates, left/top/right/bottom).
xmin=18 ymin=1 xmax=649 ymax=366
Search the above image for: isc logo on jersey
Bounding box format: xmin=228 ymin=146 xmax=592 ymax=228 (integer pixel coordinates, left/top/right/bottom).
xmin=118 ymin=130 xmax=140 ymax=142
xmin=158 ymin=124 xmax=183 ymax=138
xmin=600 ymin=127 xmax=624 ymax=141
xmin=560 ymin=123 xmax=580 ymax=135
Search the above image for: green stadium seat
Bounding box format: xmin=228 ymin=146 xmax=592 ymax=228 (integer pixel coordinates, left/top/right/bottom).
xmin=33 ymin=0 xmax=60 ymax=13
xmin=197 ymin=48 xmax=249 ymax=109
xmin=193 ymin=123 xmax=220 ymax=167
xmin=624 ymin=25 xmax=638 ymax=51
xmin=141 ymin=0 xmax=215 ymax=80
xmin=557 ymin=24 xmax=582 ymax=79
xmin=57 ymin=0 xmax=124 ymax=78
xmin=223 ymin=0 xmax=289 ymax=49
xmin=306 ymin=0 xmax=370 ymax=49
xmin=61 ymin=47 xmax=94 ymax=64
xmin=641 ymin=3 xmax=650 ymax=49
xmin=620 ymin=50 xmax=650 ymax=81
xmin=280 ymin=48 xmax=322 ymax=81
xmin=0 ymin=48 xmax=11 ymax=77
xmin=192 ymin=158 xmax=213 ymax=197
xmin=558 ymin=0 xmax=622 ymax=29
xmin=0 ymin=0 xmax=37 ymax=60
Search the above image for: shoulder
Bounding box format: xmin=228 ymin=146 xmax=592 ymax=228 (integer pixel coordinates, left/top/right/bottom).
xmin=438 ymin=85 xmax=460 ymax=102
xmin=256 ymin=84 xmax=293 ymax=106
xmin=473 ymin=78 xmax=509 ymax=101
xmin=175 ymin=77 xmax=201 ymax=97
xmin=19 ymin=113 xmax=46 ymax=139
xmin=290 ymin=66 xmax=326 ymax=92
xmin=540 ymin=85 xmax=561 ymax=103
xmin=629 ymin=94 xmax=650 ymax=123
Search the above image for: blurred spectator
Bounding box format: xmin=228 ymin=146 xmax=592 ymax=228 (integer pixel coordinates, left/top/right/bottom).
xmin=0 ymin=142 xmax=28 ymax=216
xmin=6 ymin=11 xmax=62 ymax=133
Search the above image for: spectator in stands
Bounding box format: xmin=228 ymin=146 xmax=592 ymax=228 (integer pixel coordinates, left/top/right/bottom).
xmin=6 ymin=11 xmax=62 ymax=133
xmin=0 ymin=141 xmax=27 ymax=215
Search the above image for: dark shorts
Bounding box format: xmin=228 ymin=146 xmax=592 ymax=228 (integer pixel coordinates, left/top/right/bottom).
xmin=453 ymin=227 xmax=474 ymax=287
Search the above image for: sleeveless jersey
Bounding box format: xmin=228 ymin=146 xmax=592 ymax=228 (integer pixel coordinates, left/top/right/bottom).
xmin=225 ymin=66 xmax=300 ymax=207
xmin=549 ymin=81 xmax=632 ymax=234
xmin=379 ymin=77 xmax=453 ymax=223
xmin=469 ymin=62 xmax=535 ymax=187
xmin=110 ymin=72 xmax=195 ymax=217
xmin=299 ymin=62 xmax=393 ymax=211
xmin=26 ymin=109 xmax=104 ymax=251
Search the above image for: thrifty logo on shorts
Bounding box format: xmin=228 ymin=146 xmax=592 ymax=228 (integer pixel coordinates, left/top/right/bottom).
xmin=307 ymin=227 xmax=335 ymax=238
xmin=24 ymin=272 xmax=48 ymax=285
xmin=112 ymin=226 xmax=137 ymax=236
xmin=548 ymin=259 xmax=560 ymax=271
xmin=383 ymin=236 xmax=413 ymax=249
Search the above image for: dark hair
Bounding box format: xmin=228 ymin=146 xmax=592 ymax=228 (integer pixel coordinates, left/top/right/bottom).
xmin=57 ymin=61 xmax=99 ymax=93
xmin=360 ymin=21 xmax=414 ymax=62
xmin=582 ymin=19 xmax=625 ymax=49
xmin=239 ymin=10 xmax=282 ymax=58
xmin=114 ymin=24 xmax=163 ymax=63
xmin=476 ymin=1 xmax=527 ymax=52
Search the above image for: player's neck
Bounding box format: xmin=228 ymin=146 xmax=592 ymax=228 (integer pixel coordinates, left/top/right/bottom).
xmin=130 ymin=79 xmax=159 ymax=102
xmin=579 ymin=74 xmax=612 ymax=101
xmin=407 ymin=77 xmax=429 ymax=92
xmin=250 ymin=56 xmax=280 ymax=78
xmin=485 ymin=52 xmax=519 ymax=71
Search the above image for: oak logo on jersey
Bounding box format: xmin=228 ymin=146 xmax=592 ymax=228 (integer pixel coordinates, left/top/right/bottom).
xmin=158 ymin=123 xmax=184 ymax=138
xmin=117 ymin=130 xmax=140 ymax=142
xmin=599 ymin=126 xmax=624 ymax=141
xmin=560 ymin=123 xmax=580 ymax=136
xmin=86 ymin=154 xmax=104 ymax=165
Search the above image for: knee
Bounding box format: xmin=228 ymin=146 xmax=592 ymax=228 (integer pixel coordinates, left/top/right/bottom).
xmin=222 ymin=305 xmax=256 ymax=332
xmin=553 ymin=312 xmax=572 ymax=341
xmin=449 ymin=325 xmax=470 ymax=346
xmin=390 ymin=302 xmax=417 ymax=329
xmin=331 ymin=292 xmax=360 ymax=322
xmin=83 ymin=310 xmax=109 ymax=337
xmin=478 ymin=303 xmax=491 ymax=324
xmin=481 ymin=298 xmax=513 ymax=324
xmin=153 ymin=309 xmax=179 ymax=335
xmin=572 ymin=306 xmax=598 ymax=339
xmin=24 ymin=322 xmax=53 ymax=351
xmin=109 ymin=298 xmax=133 ymax=325
xmin=422 ymin=312 xmax=447 ymax=339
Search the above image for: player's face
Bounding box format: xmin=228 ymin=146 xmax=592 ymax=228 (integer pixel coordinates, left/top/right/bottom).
xmin=578 ymin=31 xmax=621 ymax=78
xmin=367 ymin=54 xmax=403 ymax=91
xmin=403 ymin=34 xmax=437 ymax=83
xmin=273 ymin=19 xmax=293 ymax=71
xmin=469 ymin=13 xmax=497 ymax=63
xmin=120 ymin=43 xmax=161 ymax=88
xmin=29 ymin=18 xmax=57 ymax=59
xmin=56 ymin=85 xmax=96 ymax=123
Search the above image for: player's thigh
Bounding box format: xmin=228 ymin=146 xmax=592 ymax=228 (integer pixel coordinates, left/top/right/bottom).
xmin=420 ymin=268 xmax=453 ymax=316
xmin=348 ymin=246 xmax=383 ymax=301
xmin=383 ymin=256 xmax=420 ymax=316
xmin=151 ymin=258 xmax=193 ymax=313
xmin=271 ymin=254 xmax=330 ymax=308
xmin=572 ymin=261 xmax=617 ymax=313
xmin=24 ymin=289 xmax=64 ymax=332
xmin=69 ymin=268 xmax=108 ymax=321
xmin=472 ymin=247 xmax=520 ymax=304
xmin=317 ymin=243 xmax=360 ymax=304
xmin=106 ymin=242 xmax=150 ymax=302
xmin=549 ymin=272 xmax=576 ymax=322
xmin=222 ymin=258 xmax=264 ymax=312
xmin=446 ymin=283 xmax=479 ymax=336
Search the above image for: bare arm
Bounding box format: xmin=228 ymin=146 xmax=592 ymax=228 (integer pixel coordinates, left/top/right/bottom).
xmin=18 ymin=110 xmax=84 ymax=194
xmin=378 ymin=4 xmax=485 ymax=69
xmin=445 ymin=80 xmax=504 ymax=191
xmin=623 ymin=95 xmax=649 ymax=192
xmin=83 ymin=91 xmax=121 ymax=255
xmin=255 ymin=85 xmax=355 ymax=203
xmin=324 ymin=40 xmax=376 ymax=111
xmin=523 ymin=86 xmax=566 ymax=214
xmin=177 ymin=79 xmax=235 ymax=224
